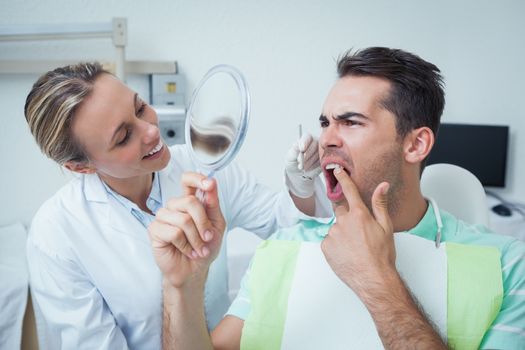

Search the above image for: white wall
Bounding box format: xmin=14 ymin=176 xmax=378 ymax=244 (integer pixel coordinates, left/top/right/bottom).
xmin=1 ymin=0 xmax=525 ymax=227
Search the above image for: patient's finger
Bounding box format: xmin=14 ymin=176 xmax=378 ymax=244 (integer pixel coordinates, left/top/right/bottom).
xmin=333 ymin=166 xmax=368 ymax=213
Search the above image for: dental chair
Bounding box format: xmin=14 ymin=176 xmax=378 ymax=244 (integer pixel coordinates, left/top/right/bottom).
xmin=421 ymin=163 xmax=489 ymax=227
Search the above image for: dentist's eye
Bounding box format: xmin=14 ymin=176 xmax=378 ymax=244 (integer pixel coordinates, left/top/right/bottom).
xmin=117 ymin=129 xmax=132 ymax=146
xmin=136 ymin=102 xmax=146 ymax=118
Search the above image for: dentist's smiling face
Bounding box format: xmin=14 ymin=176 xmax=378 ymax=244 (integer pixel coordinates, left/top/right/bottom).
xmin=70 ymin=73 xmax=171 ymax=180
xmin=319 ymin=75 xmax=404 ymax=211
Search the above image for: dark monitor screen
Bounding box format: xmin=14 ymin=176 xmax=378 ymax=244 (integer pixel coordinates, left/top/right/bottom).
xmin=427 ymin=123 xmax=509 ymax=187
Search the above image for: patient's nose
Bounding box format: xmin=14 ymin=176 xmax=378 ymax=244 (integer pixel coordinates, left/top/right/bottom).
xmin=320 ymin=124 xmax=343 ymax=149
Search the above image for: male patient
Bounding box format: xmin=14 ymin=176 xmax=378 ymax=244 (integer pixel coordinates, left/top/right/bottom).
xmin=149 ymin=47 xmax=525 ymax=349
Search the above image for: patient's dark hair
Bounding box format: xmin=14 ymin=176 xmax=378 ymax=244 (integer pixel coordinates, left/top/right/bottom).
xmin=337 ymin=47 xmax=445 ymax=139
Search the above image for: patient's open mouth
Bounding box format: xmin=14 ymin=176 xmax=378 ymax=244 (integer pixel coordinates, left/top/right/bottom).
xmin=323 ymin=163 xmax=347 ymax=202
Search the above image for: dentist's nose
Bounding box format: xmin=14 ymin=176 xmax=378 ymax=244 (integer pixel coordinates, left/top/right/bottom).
xmin=319 ymin=124 xmax=343 ymax=150
xmin=142 ymin=121 xmax=159 ymax=144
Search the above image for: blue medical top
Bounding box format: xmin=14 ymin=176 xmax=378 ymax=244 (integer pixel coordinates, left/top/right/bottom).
xmin=101 ymin=172 xmax=163 ymax=228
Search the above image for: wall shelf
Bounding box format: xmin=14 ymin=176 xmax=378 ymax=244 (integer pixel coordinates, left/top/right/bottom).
xmin=0 ymin=18 xmax=177 ymax=80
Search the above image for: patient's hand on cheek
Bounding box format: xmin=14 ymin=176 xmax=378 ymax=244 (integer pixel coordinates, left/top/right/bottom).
xmin=321 ymin=166 xmax=397 ymax=297
xmin=148 ymin=172 xmax=226 ymax=290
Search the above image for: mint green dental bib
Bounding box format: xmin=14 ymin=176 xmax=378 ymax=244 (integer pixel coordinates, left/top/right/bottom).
xmin=240 ymin=234 xmax=502 ymax=350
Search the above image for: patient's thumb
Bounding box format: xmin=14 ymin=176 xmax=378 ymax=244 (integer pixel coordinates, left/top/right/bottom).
xmin=372 ymin=182 xmax=392 ymax=233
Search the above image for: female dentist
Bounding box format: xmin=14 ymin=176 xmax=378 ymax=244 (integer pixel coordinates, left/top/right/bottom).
xmin=24 ymin=62 xmax=329 ymax=349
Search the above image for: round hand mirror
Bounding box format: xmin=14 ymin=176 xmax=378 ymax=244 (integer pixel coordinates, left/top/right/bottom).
xmin=185 ymin=64 xmax=250 ymax=176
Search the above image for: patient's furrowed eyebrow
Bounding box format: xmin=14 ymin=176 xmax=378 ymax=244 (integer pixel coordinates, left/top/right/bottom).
xmin=319 ymin=112 xmax=369 ymax=123
xmin=334 ymin=112 xmax=369 ymax=120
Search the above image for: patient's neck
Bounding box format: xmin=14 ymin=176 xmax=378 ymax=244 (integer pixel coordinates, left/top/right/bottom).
xmin=390 ymin=185 xmax=428 ymax=233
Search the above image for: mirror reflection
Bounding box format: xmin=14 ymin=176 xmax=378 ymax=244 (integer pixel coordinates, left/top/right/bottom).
xmin=186 ymin=66 xmax=249 ymax=171
xmin=190 ymin=116 xmax=236 ymax=158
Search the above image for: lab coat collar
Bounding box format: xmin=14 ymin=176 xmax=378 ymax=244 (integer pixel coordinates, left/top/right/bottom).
xmin=83 ymin=173 xmax=110 ymax=203
xmin=82 ymin=157 xmax=181 ymax=204
xmin=158 ymin=155 xmax=181 ymax=205
xmin=81 ymin=157 xmax=182 ymax=244
xmin=81 ymin=174 xmax=146 ymax=243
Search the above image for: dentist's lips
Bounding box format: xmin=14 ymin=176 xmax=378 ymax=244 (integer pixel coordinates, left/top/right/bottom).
xmin=322 ymin=161 xmax=349 ymax=202
xmin=143 ymin=140 xmax=164 ymax=160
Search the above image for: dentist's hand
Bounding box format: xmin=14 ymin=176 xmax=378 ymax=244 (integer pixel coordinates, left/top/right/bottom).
xmin=321 ymin=166 xmax=396 ymax=297
xmin=285 ymin=133 xmax=322 ymax=198
xmin=148 ymin=172 xmax=226 ymax=289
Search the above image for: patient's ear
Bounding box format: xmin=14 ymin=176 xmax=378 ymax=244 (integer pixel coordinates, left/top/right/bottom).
xmin=64 ymin=161 xmax=96 ymax=174
xmin=403 ymin=127 xmax=434 ymax=164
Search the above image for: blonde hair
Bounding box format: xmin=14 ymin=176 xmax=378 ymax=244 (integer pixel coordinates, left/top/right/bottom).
xmin=24 ymin=62 xmax=109 ymax=165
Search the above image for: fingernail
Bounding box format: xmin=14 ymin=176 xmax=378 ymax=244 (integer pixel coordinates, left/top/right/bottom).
xmin=334 ymin=165 xmax=342 ymax=174
xmin=202 ymin=179 xmax=212 ymax=189
xmin=191 ymin=250 xmax=199 ymax=259
xmin=204 ymin=230 xmax=213 ymax=242
xmin=201 ymin=246 xmax=210 ymax=257
xmin=383 ymin=183 xmax=390 ymax=195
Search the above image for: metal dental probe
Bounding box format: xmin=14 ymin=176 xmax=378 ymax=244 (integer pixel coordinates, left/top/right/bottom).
xmin=298 ymin=124 xmax=312 ymax=180
xmin=298 ymin=124 xmax=304 ymax=176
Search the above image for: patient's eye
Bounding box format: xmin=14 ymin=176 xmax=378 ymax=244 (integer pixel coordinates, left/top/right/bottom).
xmin=342 ymin=119 xmax=361 ymax=126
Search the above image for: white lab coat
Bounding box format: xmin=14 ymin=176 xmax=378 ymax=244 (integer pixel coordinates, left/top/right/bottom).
xmin=27 ymin=144 xmax=330 ymax=350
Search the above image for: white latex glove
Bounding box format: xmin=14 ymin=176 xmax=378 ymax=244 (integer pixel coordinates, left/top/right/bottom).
xmin=285 ymin=133 xmax=322 ymax=198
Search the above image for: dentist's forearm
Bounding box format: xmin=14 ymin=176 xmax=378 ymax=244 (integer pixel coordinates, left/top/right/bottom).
xmin=290 ymin=192 xmax=316 ymax=216
xmin=162 ymin=278 xmax=213 ymax=350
